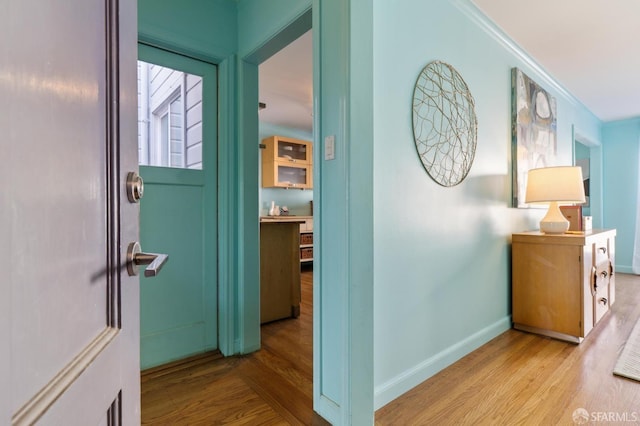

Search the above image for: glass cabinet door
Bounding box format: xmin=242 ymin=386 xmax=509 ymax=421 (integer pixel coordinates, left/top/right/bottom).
xmin=276 ymin=140 xmax=309 ymax=163
xmin=261 ymin=135 xmax=313 ymax=189
xmin=277 ymin=164 xmax=310 ymax=187
xmin=263 ymin=135 xmax=312 ymax=164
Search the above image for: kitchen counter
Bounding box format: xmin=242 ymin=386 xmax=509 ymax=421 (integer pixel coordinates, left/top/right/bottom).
xmin=260 ymin=215 xmax=311 ymax=222
xmin=260 ymin=220 xmax=302 ymax=323
xmin=261 ymin=216 xmax=314 ymax=264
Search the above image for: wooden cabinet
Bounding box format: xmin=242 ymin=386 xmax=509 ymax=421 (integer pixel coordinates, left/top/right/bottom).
xmin=260 ymin=221 xmax=302 ymax=324
xmin=511 ymin=229 xmax=616 ymax=343
xmin=261 ymin=135 xmax=313 ymax=189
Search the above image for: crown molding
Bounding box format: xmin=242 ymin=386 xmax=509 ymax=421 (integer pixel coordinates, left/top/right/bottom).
xmin=452 ymin=0 xmax=584 ymax=111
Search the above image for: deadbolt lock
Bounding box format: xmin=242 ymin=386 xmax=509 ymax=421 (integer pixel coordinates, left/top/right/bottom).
xmin=126 ymin=171 xmax=144 ymax=203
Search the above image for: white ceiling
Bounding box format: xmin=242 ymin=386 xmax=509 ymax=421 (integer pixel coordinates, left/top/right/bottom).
xmin=258 ymin=30 xmax=313 ymax=133
xmin=472 ymin=0 xmax=640 ymax=122
xmin=259 ymin=2 xmax=640 ymax=131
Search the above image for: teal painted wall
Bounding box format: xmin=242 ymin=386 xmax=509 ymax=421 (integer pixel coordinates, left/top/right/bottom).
xmin=313 ymin=0 xmax=376 ymax=422
xmin=138 ymin=0 xmax=236 ymax=61
xmin=371 ymin=0 xmax=603 ymax=408
xmin=237 ymin=0 xmax=311 ymax=60
xmin=575 ymin=141 xmax=591 ymax=158
xmin=602 ymin=118 xmax=640 ymax=273
xmin=344 ymin=0 xmax=375 ymax=421
xmin=259 ymin=122 xmax=313 ymax=216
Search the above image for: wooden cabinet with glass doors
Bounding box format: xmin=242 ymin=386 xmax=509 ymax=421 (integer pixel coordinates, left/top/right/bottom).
xmin=261 ymin=135 xmax=313 ymax=189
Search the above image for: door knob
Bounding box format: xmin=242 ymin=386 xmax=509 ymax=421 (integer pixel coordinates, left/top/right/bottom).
xmin=127 ymin=242 xmax=168 ymax=277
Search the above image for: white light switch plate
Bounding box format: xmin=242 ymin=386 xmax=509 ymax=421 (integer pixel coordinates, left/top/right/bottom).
xmin=325 ymin=135 xmax=335 ymax=160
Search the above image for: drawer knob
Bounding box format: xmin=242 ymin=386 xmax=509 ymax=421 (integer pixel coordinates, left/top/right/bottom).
xmin=598 ymin=247 xmax=607 ymax=254
xmin=600 ymin=297 xmax=608 ymax=306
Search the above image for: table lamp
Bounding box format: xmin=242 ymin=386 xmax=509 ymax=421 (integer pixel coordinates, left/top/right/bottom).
xmin=525 ymin=166 xmax=586 ymax=234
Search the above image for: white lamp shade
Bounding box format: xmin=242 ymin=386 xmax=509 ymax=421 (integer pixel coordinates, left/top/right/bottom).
xmin=525 ymin=166 xmax=586 ymax=204
xmin=525 ymin=166 xmax=586 ymax=234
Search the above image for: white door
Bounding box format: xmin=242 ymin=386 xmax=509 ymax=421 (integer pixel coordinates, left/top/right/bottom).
xmin=1 ymin=0 xmax=140 ymax=424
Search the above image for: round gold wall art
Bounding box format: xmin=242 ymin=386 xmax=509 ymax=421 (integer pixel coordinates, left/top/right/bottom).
xmin=412 ymin=60 xmax=477 ymax=187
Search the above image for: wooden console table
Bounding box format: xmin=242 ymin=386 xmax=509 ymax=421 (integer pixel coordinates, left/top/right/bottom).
xmin=511 ymin=229 xmax=616 ymax=343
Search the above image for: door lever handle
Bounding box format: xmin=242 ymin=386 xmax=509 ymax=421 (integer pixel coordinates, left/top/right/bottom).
xmin=127 ymin=242 xmax=169 ymax=277
xmin=134 ymin=252 xmax=169 ymax=277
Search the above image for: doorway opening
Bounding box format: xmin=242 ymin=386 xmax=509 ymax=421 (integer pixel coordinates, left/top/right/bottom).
xmin=257 ymin=26 xmax=315 ymax=383
xmin=574 ymin=139 xmax=591 ymax=216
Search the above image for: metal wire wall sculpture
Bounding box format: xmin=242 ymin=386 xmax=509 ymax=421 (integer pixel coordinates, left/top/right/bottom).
xmin=412 ymin=61 xmax=478 ymax=187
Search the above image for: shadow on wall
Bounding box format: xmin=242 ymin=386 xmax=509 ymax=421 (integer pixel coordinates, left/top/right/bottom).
xmin=461 ymin=173 xmax=507 ymax=205
xmin=462 ymin=173 xmax=542 ymax=232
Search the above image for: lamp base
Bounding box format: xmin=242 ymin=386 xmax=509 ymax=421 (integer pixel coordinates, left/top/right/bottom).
xmin=539 ymin=201 xmax=570 ymax=234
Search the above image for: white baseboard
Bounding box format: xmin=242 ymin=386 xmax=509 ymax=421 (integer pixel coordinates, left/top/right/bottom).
xmin=373 ymin=316 xmax=511 ymax=410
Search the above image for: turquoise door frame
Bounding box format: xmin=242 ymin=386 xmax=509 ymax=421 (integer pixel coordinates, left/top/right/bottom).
xmin=138 ymin=43 xmax=218 ymax=369
xmin=237 ymin=3 xmax=375 ymax=423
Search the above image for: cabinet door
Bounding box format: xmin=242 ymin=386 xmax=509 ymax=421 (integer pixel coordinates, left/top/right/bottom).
xmin=263 ymin=161 xmax=313 ymax=189
xmin=512 ymin=242 xmax=583 ymax=337
xmin=274 ymin=136 xmax=312 ymax=164
xmin=260 ymin=223 xmax=301 ymax=323
xmin=276 ymin=163 xmax=312 ymax=188
xmin=266 ymin=136 xmax=312 ymax=164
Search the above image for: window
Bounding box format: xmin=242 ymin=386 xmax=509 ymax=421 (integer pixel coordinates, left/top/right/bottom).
xmin=137 ymin=61 xmax=203 ymax=169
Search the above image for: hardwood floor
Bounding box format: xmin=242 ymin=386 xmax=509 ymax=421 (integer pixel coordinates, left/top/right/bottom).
xmin=141 ymin=266 xmax=328 ymax=425
xmin=375 ymin=273 xmax=640 ymax=425
xmin=142 ymin=271 xmax=640 ymax=425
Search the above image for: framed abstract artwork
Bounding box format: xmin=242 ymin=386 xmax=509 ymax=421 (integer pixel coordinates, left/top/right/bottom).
xmin=511 ymin=68 xmax=557 ymax=207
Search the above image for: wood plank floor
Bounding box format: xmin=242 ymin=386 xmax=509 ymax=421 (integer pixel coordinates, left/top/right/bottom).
xmin=375 ymin=273 xmax=640 ymax=425
xmin=141 ymin=266 xmax=328 ymax=425
xmin=143 ymin=271 xmax=640 ymax=425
